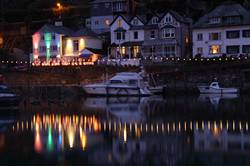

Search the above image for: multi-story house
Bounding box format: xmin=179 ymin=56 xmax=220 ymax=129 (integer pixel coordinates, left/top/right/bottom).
xmin=193 ymin=2 xmax=250 ymax=58
xmin=32 ymin=22 xmax=103 ymax=62
xmin=143 ymin=11 xmax=192 ymax=58
xmin=109 ymin=11 xmax=191 ymax=61
xmin=86 ymin=0 xmax=138 ymax=34
xmin=109 ymin=15 xmax=145 ymax=59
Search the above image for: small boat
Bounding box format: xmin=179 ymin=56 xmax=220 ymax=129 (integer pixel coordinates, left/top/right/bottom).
xmin=0 ymin=85 xmax=20 ymax=110
xmin=82 ymin=72 xmax=155 ymax=96
xmin=197 ymin=82 xmax=239 ymax=94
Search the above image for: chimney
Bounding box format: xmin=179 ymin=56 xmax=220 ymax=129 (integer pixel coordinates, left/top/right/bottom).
xmin=55 ymin=21 xmax=63 ymax=26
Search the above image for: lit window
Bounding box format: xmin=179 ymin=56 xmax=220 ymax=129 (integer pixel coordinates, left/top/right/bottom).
xmin=118 ymin=19 xmax=122 ymax=27
xmin=105 ymin=19 xmax=110 ymax=25
xmin=121 ymin=46 xmax=126 ymax=55
xmin=210 ymin=45 xmax=221 ymax=54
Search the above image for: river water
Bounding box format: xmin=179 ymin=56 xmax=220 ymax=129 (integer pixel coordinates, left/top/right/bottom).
xmin=1 ymin=94 xmax=250 ymax=166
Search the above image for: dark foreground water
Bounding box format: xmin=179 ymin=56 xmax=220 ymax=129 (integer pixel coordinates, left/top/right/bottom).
xmin=1 ymin=94 xmax=250 ymax=166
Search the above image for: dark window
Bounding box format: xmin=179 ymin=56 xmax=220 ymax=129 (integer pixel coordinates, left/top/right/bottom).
xmin=209 ymin=33 xmax=221 ymax=40
xmin=117 ymin=32 xmax=125 ymax=40
xmin=51 ymin=45 xmax=57 ymax=51
xmin=41 ymin=35 xmax=44 ymax=40
xmin=39 ymin=46 xmax=46 ymax=52
xmin=95 ymin=20 xmax=99 ymax=25
xmin=243 ymin=45 xmax=250 ymax=53
xmin=165 ymin=46 xmax=176 ymax=56
xmin=150 ymin=31 xmax=155 ymax=39
xmin=52 ymin=34 xmax=56 ymax=40
xmin=225 ymin=16 xmax=241 ymax=24
xmin=243 ymin=30 xmax=250 ymax=38
xmin=134 ymin=31 xmax=138 ymax=39
xmin=197 ymin=33 xmax=203 ymax=41
xmin=73 ymin=40 xmax=79 ymax=52
xmin=227 ymin=45 xmax=240 ymax=54
xmin=226 ymin=31 xmax=240 ymax=39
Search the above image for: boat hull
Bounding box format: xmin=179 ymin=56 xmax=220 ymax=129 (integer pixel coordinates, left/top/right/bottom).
xmin=83 ymin=85 xmax=152 ymax=96
xmin=198 ymin=86 xmax=239 ymax=94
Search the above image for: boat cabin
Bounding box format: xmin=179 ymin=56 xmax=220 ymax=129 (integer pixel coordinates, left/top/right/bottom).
xmin=108 ymin=72 xmax=145 ymax=87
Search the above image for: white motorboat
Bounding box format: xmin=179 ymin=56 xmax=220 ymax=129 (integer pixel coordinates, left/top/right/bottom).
xmin=197 ymin=82 xmax=239 ymax=94
xmin=82 ymin=72 xmax=154 ymax=96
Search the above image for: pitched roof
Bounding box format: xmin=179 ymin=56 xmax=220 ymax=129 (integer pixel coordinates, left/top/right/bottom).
xmin=73 ymin=28 xmax=99 ymax=38
xmin=35 ymin=24 xmax=73 ymax=36
xmin=193 ymin=2 xmax=250 ymax=29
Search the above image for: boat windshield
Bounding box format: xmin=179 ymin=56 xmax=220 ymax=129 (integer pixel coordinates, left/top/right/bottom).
xmin=128 ymin=80 xmax=138 ymax=85
xmin=109 ymin=80 xmax=123 ymax=84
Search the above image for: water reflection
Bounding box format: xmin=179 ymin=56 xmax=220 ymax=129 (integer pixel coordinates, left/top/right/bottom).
xmin=2 ymin=95 xmax=250 ymax=165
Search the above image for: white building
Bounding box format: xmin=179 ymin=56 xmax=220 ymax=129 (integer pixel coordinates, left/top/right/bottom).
xmin=109 ymin=15 xmax=146 ymax=59
xmin=192 ymin=2 xmax=250 ymax=58
xmin=32 ymin=23 xmax=103 ymax=63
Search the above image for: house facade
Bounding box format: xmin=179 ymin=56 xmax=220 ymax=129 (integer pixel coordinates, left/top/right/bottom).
xmin=143 ymin=12 xmax=191 ymax=58
xmin=109 ymin=15 xmax=145 ymax=59
xmin=32 ymin=23 xmax=103 ymax=63
xmin=193 ymin=2 xmax=250 ymax=58
xmin=109 ymin=11 xmax=191 ymax=60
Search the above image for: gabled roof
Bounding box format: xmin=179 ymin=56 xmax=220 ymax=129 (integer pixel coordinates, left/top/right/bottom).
xmin=129 ymin=15 xmax=147 ymax=25
xmin=35 ymin=24 xmax=73 ymax=36
xmin=109 ymin=14 xmax=131 ymax=27
xmin=159 ymin=10 xmax=191 ymax=24
xmin=72 ymin=28 xmax=99 ymax=38
xmin=193 ymin=1 xmax=250 ymax=29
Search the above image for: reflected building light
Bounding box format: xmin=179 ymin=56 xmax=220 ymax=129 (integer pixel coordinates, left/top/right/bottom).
xmin=47 ymin=127 xmax=53 ymax=152
xmin=190 ymin=121 xmax=193 ymax=131
xmin=246 ymin=122 xmax=249 ymax=131
xmin=162 ymin=124 xmax=164 ymax=132
xmin=68 ymin=126 xmax=75 ymax=148
xmin=233 ymin=121 xmax=235 ymax=131
xmin=167 ymin=123 xmax=170 ymax=132
xmin=80 ymin=127 xmax=87 ymax=150
xmin=208 ymin=121 xmax=211 ymax=130
xmin=173 ymin=123 xmax=175 ymax=132
xmin=220 ymin=121 xmax=223 ymax=130
xmin=123 ymin=128 xmax=127 ymax=143
xmin=202 ymin=121 xmax=204 ymax=130
xmin=184 ymin=121 xmax=187 ymax=131
xmin=35 ymin=132 xmax=42 ymax=153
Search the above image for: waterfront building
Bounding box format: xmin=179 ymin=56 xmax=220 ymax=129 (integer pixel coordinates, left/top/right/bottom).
xmin=109 ymin=15 xmax=145 ymax=61
xmin=108 ymin=11 xmax=191 ymax=64
xmin=142 ymin=11 xmax=192 ymax=59
xmin=193 ymin=2 xmax=250 ymax=58
xmin=32 ymin=22 xmax=103 ymax=63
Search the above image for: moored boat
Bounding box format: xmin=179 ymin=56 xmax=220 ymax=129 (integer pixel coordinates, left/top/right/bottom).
xmin=83 ymin=72 xmax=156 ymax=96
xmin=197 ymin=82 xmax=239 ymax=94
xmin=0 ymin=85 xmax=20 ymax=110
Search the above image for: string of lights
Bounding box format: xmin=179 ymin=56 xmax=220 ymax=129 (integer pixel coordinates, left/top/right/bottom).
xmin=0 ymin=57 xmax=249 ymax=67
